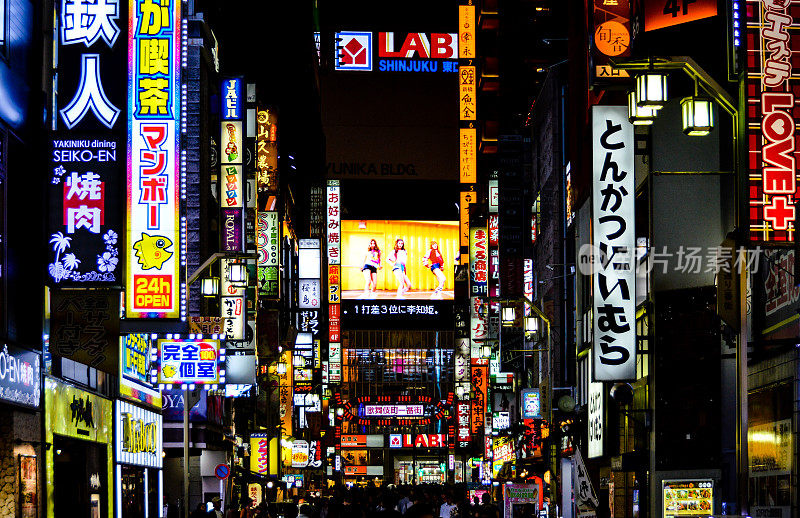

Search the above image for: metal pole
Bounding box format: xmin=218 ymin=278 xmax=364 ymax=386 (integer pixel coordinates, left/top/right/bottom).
xmin=184 ymin=388 xmax=190 ymax=518
xmin=737 ymin=265 xmax=748 ymax=515
xmin=412 ymin=427 xmax=417 ymax=484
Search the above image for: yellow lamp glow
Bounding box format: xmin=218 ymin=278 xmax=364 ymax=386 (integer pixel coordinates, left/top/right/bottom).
xmin=635 ymin=72 xmax=668 ymax=110
xmin=680 ymin=96 xmax=714 ymax=136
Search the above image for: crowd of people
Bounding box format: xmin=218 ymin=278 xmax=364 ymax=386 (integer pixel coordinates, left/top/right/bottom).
xmin=187 ymin=484 xmax=526 ymax=518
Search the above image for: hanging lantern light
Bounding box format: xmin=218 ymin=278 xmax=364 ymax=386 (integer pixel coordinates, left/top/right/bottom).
xmin=628 ymin=91 xmax=656 ymax=126
xmin=228 ymin=261 xmax=248 ymax=287
xmin=501 ymin=306 xmax=516 ymax=327
xmin=680 ymin=96 xmax=714 ymax=136
xmin=200 ymin=277 xmax=219 ymax=297
xmin=635 ymin=72 xmax=668 ymax=110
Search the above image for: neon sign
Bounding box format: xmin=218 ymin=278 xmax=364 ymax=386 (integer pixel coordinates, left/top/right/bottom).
xmin=746 ymin=0 xmax=800 ymax=242
xmin=126 ymin=0 xmax=182 ymax=318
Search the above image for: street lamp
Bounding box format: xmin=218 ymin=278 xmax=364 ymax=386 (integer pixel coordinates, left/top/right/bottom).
xmin=501 ymin=306 xmax=516 ymax=327
xmin=524 ymin=316 xmax=539 ymax=338
xmin=228 ymin=262 xmax=248 ymax=287
xmin=628 ymin=91 xmax=656 ymax=126
xmin=635 ymin=72 xmax=668 ymax=110
xmin=200 ymin=277 xmax=219 ymax=297
xmin=680 ymin=95 xmax=714 ymax=136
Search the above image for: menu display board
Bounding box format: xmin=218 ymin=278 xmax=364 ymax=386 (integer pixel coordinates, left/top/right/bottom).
xmin=662 ymin=480 xmax=713 ymax=518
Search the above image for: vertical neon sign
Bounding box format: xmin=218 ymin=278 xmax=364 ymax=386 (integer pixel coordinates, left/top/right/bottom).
xmin=127 ymin=0 xmax=182 ymax=318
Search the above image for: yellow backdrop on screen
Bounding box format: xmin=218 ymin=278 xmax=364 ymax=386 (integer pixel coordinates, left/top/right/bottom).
xmin=342 ymin=220 xmax=459 ymax=291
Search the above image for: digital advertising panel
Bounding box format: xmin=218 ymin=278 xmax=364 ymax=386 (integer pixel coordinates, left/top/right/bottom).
xmin=126 ymin=0 xmax=182 ymax=318
xmin=339 ymin=219 xmax=457 ymax=328
xmin=340 ymin=220 xmax=457 ymax=299
xmin=520 ymin=389 xmax=541 ymax=419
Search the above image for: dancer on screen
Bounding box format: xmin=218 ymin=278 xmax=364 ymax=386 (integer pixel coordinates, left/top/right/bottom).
xmin=361 ymin=239 xmax=382 ymax=294
xmin=422 ymin=240 xmax=446 ymax=294
xmin=388 ymin=238 xmax=413 ymax=296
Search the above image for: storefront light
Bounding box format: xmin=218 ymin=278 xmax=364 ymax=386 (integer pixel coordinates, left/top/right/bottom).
xmin=627 ymin=91 xmax=656 ymax=126
xmin=680 ymin=96 xmax=714 ymax=136
xmin=200 ymin=277 xmax=219 ymax=296
xmin=276 ymin=362 xmax=287 ymax=375
xmin=635 ymin=72 xmax=668 ymax=110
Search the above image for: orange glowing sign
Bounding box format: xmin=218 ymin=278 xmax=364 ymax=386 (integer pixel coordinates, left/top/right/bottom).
xmin=460 ymin=66 xmax=477 ymax=120
xmin=594 ymin=21 xmax=631 ymax=57
xmin=460 ymin=128 xmax=477 ymax=183
xmin=458 ymin=5 xmax=476 ymax=59
xmin=644 ymin=0 xmax=717 ymax=31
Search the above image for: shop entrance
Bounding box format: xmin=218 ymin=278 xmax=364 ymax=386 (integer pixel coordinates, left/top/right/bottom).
xmin=53 ymin=436 xmax=108 ymax=518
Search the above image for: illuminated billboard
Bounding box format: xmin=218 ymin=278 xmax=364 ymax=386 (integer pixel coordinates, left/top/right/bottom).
xmin=746 ymin=0 xmax=800 ymax=243
xmin=591 ymin=106 xmax=636 ymax=381
xmin=120 ymin=334 xmax=161 ymax=408
xmin=663 ymin=480 xmax=713 ymax=518
xmin=250 ymin=433 xmax=269 ymax=474
xmin=335 ymin=31 xmax=458 ymax=73
xmin=340 ymin=220 xmax=457 ymax=300
xmin=152 ymin=338 xmax=225 ymax=388
xmin=52 ymin=0 xmax=127 ymax=286
xmin=126 ymin=0 xmax=182 ymax=318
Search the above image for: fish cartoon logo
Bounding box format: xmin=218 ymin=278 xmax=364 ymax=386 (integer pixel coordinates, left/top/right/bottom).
xmin=133 ymin=233 xmax=173 ymax=270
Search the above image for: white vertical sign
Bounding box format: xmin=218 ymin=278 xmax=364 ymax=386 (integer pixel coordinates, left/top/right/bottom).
xmin=591 ymin=106 xmax=636 ymax=381
xmin=587 ymin=356 xmax=604 ymax=458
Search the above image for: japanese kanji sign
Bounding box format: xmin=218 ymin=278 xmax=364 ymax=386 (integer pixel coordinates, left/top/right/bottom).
xmin=126 ymin=0 xmax=182 ymax=318
xmin=327 ymin=181 xmax=341 ymax=264
xmin=591 ymin=106 xmax=636 ymax=380
xmin=49 ymin=138 xmax=123 ymax=285
xmin=458 ymin=5 xmax=475 ymax=59
xmin=460 ymin=190 xmax=474 ymax=250
xmin=220 ymin=258 xmax=245 ymax=343
xmin=459 ymin=66 xmax=476 ymax=121
xmin=460 ymin=128 xmax=477 ymax=183
xmin=470 ymin=224 xmax=488 ymax=296
xmin=256 ymin=107 xmax=278 ymax=194
xmin=592 ymin=0 xmax=631 ymax=83
xmin=52 ymin=0 xmax=126 ymax=286
xmin=57 ymin=0 xmax=126 ymax=131
xmin=470 ymin=296 xmax=487 ymax=358
xmin=746 ymin=0 xmax=800 ymax=243
xmin=154 ymin=338 xmax=224 ymax=387
xmin=470 ymin=359 xmax=487 ymax=434
xmin=51 ymin=288 xmax=120 ymax=375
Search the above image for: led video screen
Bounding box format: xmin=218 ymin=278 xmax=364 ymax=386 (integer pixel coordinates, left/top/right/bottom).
xmin=340 ymin=220 xmax=457 ymax=300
